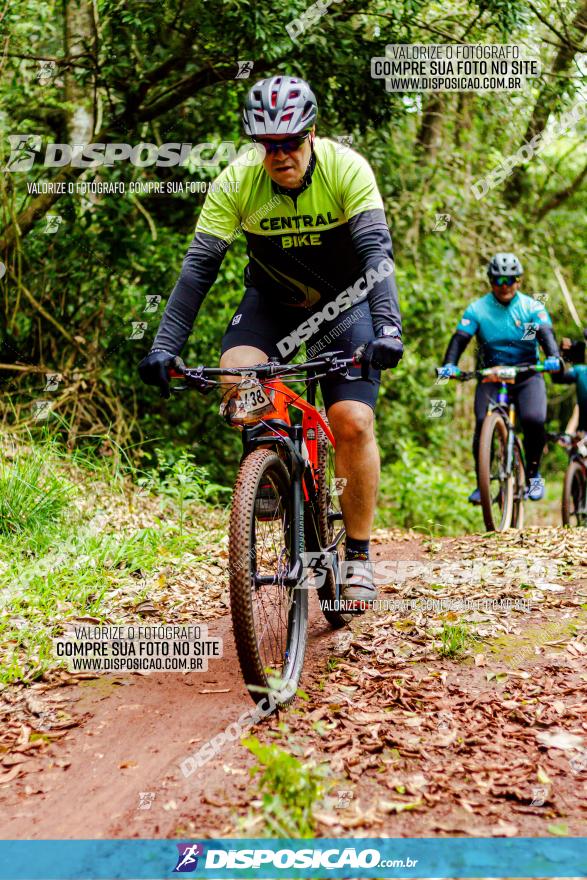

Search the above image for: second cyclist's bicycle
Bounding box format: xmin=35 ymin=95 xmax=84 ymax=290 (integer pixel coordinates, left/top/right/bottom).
xmin=443 ymin=363 xmax=555 ymax=531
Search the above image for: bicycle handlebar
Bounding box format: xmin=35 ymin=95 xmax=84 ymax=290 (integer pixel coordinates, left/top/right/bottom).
xmin=437 ymin=362 xmax=559 ymax=382
xmin=168 ymin=350 xmax=364 ymax=391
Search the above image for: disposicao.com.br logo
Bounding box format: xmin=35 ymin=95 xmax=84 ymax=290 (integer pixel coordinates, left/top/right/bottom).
xmin=173 ymin=844 xmax=418 ymax=872
xmin=4 ymin=135 xmax=265 ymax=171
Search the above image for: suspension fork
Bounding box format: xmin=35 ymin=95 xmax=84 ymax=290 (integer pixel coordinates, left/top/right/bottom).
xmin=242 ymin=422 xmax=307 ymax=587
xmin=288 ymin=424 xmax=306 ymax=581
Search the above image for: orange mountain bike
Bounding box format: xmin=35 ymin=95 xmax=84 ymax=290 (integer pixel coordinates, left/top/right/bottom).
xmin=169 ymin=352 xmax=361 ymax=707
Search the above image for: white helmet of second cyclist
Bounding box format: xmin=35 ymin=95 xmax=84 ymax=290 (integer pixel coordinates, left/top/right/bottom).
xmin=487 ymin=253 xmax=523 ymax=279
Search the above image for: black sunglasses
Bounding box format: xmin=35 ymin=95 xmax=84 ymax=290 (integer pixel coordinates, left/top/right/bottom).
xmin=253 ymin=132 xmax=310 ymax=155
xmin=491 ymin=275 xmax=520 ymax=287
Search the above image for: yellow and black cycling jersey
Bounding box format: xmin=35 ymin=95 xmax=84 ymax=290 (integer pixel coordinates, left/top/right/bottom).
xmin=197 ymin=137 xmax=384 ymax=308
xmin=152 ymin=137 xmax=401 ymax=356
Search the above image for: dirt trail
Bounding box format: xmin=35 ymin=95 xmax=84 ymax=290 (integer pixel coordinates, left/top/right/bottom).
xmin=0 ymin=573 xmax=378 ymax=839
xmin=2 ymin=531 xmax=587 ymax=840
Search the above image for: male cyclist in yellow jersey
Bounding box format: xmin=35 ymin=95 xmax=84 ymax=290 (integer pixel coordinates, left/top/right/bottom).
xmin=139 ymin=75 xmax=403 ymax=607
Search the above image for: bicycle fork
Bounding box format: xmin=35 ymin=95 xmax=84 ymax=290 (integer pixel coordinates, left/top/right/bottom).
xmin=242 ymin=421 xmax=306 ymax=587
xmin=506 ymin=403 xmax=516 ymax=476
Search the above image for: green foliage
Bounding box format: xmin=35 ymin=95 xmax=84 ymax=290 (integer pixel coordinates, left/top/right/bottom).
xmin=0 ymin=445 xmax=72 ymax=537
xmin=243 ymin=736 xmax=328 ymax=837
xmin=437 ymin=621 xmax=477 ymax=658
xmin=1 ymin=0 xmax=586 ymax=531
xmin=378 ymin=438 xmax=481 ymax=534
xmin=148 ymin=447 xmax=230 ymax=533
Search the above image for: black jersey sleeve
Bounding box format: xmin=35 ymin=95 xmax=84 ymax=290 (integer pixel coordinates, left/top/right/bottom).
xmin=151 ymin=232 xmax=228 ymax=355
xmin=348 ymin=209 xmax=402 ymax=336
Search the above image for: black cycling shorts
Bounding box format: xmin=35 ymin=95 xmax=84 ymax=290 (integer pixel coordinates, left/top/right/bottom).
xmin=220 ymin=286 xmax=380 ymax=412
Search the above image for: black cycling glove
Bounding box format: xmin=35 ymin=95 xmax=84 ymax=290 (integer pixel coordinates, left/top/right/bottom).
xmin=138 ymin=348 xmax=177 ymax=399
xmin=361 ymin=326 xmax=403 ymax=371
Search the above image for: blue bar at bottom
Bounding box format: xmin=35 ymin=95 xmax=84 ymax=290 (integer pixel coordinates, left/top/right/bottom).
xmin=0 ymin=837 xmax=585 ymax=880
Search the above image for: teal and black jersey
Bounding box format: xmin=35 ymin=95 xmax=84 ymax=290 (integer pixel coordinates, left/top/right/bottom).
xmin=152 ymin=138 xmax=401 ymax=356
xmin=456 ymin=292 xmax=553 ymax=367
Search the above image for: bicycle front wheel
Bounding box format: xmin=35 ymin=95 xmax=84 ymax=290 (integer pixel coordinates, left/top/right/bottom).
xmin=510 ymin=438 xmax=526 ymax=529
xmin=479 ymin=411 xmax=514 ymax=531
xmin=562 ymin=459 xmax=587 ymax=527
xmin=229 ymin=448 xmax=307 ymax=709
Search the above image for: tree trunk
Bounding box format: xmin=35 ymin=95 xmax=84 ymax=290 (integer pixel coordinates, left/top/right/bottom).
xmin=416 ymin=94 xmax=445 ymax=161
xmin=63 ymin=0 xmax=97 ymax=144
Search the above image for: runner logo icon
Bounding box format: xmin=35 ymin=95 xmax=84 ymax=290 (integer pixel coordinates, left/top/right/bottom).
xmin=173 ymin=843 xmax=203 ymax=872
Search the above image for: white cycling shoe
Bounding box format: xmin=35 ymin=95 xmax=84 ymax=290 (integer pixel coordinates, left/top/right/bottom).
xmin=340 ymin=559 xmax=377 ymax=611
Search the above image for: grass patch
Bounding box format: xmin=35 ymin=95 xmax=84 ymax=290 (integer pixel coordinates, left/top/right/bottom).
xmin=0 ymin=436 xmax=230 ymax=685
xmin=437 ymin=621 xmax=477 ymax=658
xmin=243 ymin=737 xmax=328 ymax=837
xmin=378 ymin=439 xmax=480 ymax=535
xmin=0 ymin=443 xmax=73 ymax=537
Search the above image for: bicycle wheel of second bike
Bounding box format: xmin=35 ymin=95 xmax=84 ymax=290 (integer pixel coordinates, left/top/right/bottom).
xmin=479 ymin=411 xmax=514 ymax=531
xmin=562 ymin=459 xmax=587 ymax=527
xmin=229 ymin=448 xmax=308 ymax=708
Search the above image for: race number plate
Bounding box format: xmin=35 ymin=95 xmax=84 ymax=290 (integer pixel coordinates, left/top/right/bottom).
xmin=237 ymin=382 xmax=273 ymax=414
xmin=220 ymin=379 xmax=275 ymax=423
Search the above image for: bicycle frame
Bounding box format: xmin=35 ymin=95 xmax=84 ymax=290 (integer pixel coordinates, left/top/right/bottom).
xmin=238 ymin=380 xmax=337 ymax=588
xmin=172 ymin=354 xmax=355 ymax=589
xmin=484 ymin=379 xmax=522 ymax=478
xmin=240 ymin=375 xmax=335 ymax=494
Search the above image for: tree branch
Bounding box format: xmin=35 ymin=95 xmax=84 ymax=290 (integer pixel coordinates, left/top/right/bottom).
xmin=0 ymin=58 xmax=273 ymax=253
xmin=526 ymin=0 xmax=584 ymax=50
xmin=536 ymin=161 xmax=587 ymax=220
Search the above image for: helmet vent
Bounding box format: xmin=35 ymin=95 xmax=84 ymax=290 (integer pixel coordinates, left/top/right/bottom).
xmin=243 ymin=75 xmax=318 ymax=136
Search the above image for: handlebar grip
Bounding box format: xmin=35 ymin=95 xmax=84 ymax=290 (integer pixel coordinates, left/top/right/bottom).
xmin=352 ymin=344 xmax=371 ymax=381
xmin=168 ymin=355 xmax=186 ymax=380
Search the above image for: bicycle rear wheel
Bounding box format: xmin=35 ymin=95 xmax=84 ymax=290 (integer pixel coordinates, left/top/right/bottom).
xmin=479 ymin=411 xmax=514 ymax=531
xmin=562 ymin=459 xmax=587 ymax=527
xmin=305 ymin=413 xmax=350 ymax=629
xmin=229 ymin=448 xmax=307 ymax=708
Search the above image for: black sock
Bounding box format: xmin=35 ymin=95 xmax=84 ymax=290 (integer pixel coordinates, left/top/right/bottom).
xmin=345 ymin=537 xmax=370 ymax=560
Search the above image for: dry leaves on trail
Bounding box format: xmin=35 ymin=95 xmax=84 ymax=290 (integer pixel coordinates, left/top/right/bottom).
xmin=0 ymin=678 xmax=82 ymax=786
xmin=252 ymin=528 xmax=587 ymax=836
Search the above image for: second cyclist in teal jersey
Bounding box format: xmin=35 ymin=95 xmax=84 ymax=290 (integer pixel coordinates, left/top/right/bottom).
xmin=439 ymin=253 xmax=560 ymax=503
xmin=139 ymin=75 xmax=404 ymax=608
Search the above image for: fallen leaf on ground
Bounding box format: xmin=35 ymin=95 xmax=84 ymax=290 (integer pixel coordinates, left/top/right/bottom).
xmin=378 ymin=799 xmax=422 ymax=813
xmin=536 ymin=730 xmax=583 ymax=750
